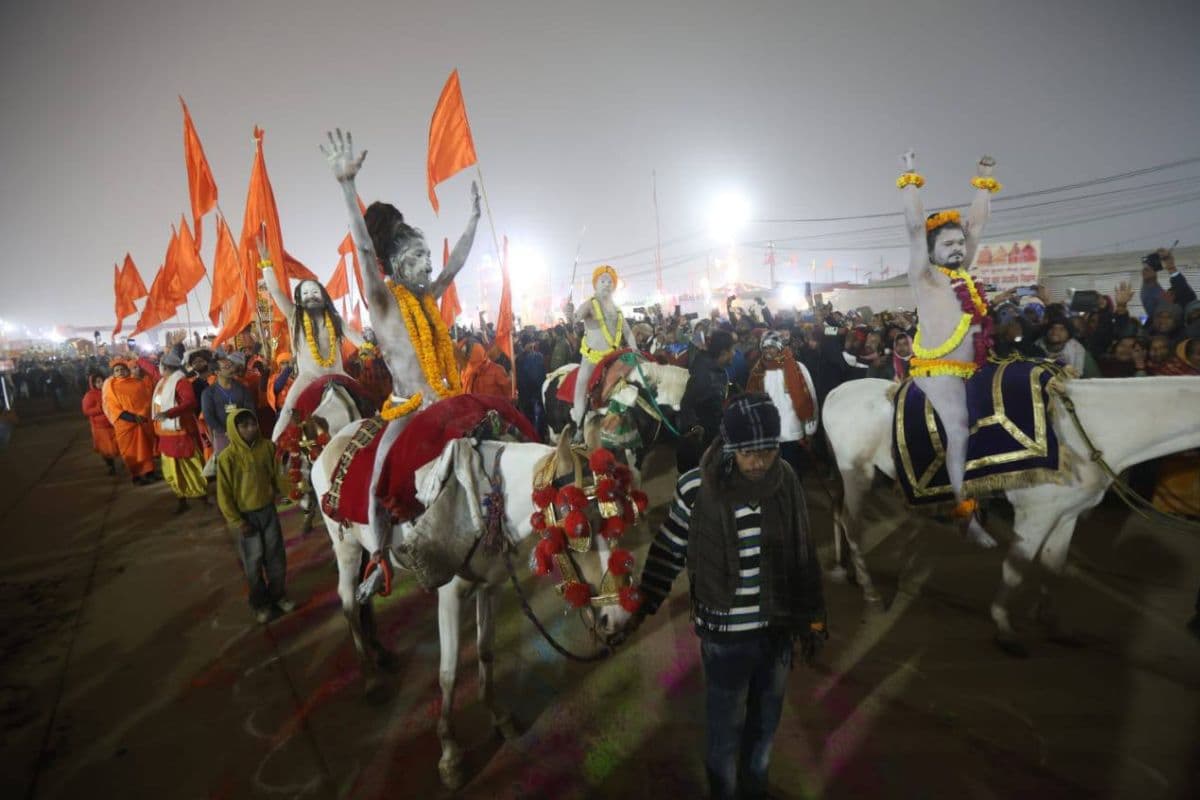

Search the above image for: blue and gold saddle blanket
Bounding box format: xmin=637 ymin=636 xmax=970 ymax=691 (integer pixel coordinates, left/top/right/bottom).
xmin=892 ymin=359 xmax=1070 ymax=507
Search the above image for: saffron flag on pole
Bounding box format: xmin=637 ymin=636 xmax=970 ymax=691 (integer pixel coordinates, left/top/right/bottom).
xmin=173 ymin=215 xmax=208 ymax=299
xmin=350 ymin=300 xmax=363 ymax=333
xmin=180 ymin=97 xmax=218 ymax=251
xmin=211 ymin=214 xmax=255 ymax=342
xmin=113 ymin=265 xmax=135 ymax=337
xmin=426 ymin=69 xmax=478 ymax=214
xmin=327 ymin=254 xmax=350 ymax=300
xmin=494 ymin=235 xmax=514 ymax=389
xmin=239 ymin=126 xmax=314 ymax=292
xmin=439 ymin=237 xmax=461 ymax=328
xmin=132 ymin=260 xmax=180 ymax=336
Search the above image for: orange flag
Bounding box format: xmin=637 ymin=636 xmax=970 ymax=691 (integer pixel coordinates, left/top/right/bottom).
xmin=239 ymin=127 xmax=294 ymax=295
xmin=439 ymin=238 xmax=461 ymax=328
xmin=327 ymin=254 xmax=349 ymax=300
xmin=427 ymin=69 xmax=478 ymax=214
xmin=180 ymin=97 xmax=217 ymax=250
xmin=494 ymin=236 xmax=514 ymax=386
xmin=119 ymin=252 xmax=149 ymax=300
xmin=113 ymin=265 xmax=135 ymax=337
xmin=350 ymin=301 xmax=363 ymax=333
xmin=174 ymin=215 xmax=208 ymax=299
xmin=132 ymin=264 xmax=178 ymax=336
xmin=211 ymin=215 xmax=254 ymax=337
xmin=282 ymin=249 xmax=318 ymax=283
xmin=158 ymin=228 xmax=186 ymax=308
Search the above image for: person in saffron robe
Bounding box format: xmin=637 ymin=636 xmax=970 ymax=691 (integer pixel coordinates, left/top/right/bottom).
xmin=460 ymin=341 xmax=512 ymax=398
xmin=267 ymin=351 xmax=294 ymax=412
xmin=106 ymin=360 xmax=158 ymax=485
xmin=81 ymin=372 xmax=118 ymax=475
xmin=153 ymin=351 xmax=208 ymax=513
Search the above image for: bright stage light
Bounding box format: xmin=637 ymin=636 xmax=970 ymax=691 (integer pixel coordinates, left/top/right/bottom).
xmin=708 ymin=192 xmax=751 ymax=244
xmin=779 ymin=285 xmax=801 ymax=307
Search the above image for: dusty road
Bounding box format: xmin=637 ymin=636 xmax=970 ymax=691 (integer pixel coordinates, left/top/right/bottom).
xmin=1 ymin=411 xmax=1198 ymax=799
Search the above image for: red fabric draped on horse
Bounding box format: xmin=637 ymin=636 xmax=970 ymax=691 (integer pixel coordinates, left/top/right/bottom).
xmin=321 ymin=393 xmax=538 ymax=526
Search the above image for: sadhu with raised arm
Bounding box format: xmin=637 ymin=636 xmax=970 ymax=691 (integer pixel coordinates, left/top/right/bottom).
xmin=898 ymin=150 xmax=1001 ymax=547
xmin=321 ymin=128 xmax=481 ymax=553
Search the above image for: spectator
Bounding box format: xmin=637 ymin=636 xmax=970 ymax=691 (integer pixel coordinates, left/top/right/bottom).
xmin=216 ymin=409 xmax=294 ymax=624
xmin=745 ymin=331 xmax=817 ymax=476
xmin=461 ymin=342 xmax=512 ymax=399
xmin=515 ymin=336 xmax=547 ymax=435
xmin=677 ymin=329 xmax=735 ymax=474
xmin=1038 ymin=319 xmax=1099 ymax=377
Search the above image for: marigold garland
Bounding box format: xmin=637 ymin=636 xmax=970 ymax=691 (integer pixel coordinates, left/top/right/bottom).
xmin=896 ymin=171 xmax=925 ymax=189
xmin=380 ymin=392 xmax=422 ymax=420
xmin=388 ymin=282 xmax=462 ymax=399
xmin=910 ymin=266 xmax=993 ymax=379
xmin=302 ymin=311 xmax=337 ymax=368
xmin=970 ymin=176 xmax=1003 ymax=193
xmin=924 ymin=209 xmax=962 ymax=232
xmin=580 ymin=299 xmax=624 ymax=365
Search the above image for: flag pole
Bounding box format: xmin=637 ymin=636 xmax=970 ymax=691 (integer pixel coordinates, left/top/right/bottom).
xmin=474 ymin=166 xmax=503 ymax=268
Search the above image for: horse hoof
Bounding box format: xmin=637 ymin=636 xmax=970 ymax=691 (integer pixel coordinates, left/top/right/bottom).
xmin=827 ymin=566 xmax=849 ymax=584
xmin=993 ymin=634 xmax=1029 ymax=658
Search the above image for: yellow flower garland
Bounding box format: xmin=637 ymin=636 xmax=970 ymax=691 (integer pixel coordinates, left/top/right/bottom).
xmin=911 ymin=267 xmax=990 ymax=379
xmin=970 ymin=176 xmax=1002 ymax=193
xmin=389 ymin=282 xmax=462 ymax=400
xmin=896 ymin=171 xmax=925 ymax=189
xmin=380 ymin=392 xmax=422 ymax=420
xmin=924 ymin=209 xmax=961 ymax=232
xmin=912 ymin=313 xmax=972 ymax=360
xmin=303 ymin=311 xmax=337 ymax=368
xmin=579 ymin=299 xmax=624 ymax=365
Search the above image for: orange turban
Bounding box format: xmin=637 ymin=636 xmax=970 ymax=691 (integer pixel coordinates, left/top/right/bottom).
xmin=592 ymin=264 xmax=618 ymax=289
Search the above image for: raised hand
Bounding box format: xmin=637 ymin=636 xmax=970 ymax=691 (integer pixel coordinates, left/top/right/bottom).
xmin=1114 ymin=281 xmax=1133 ymax=308
xmin=469 ymin=181 xmax=482 ymax=219
xmin=319 ymin=128 xmax=367 ymax=184
xmin=900 ymin=149 xmax=916 ymax=171
xmin=977 ymin=155 xmax=996 ymax=177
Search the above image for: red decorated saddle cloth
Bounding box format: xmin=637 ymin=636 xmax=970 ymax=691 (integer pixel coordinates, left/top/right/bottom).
xmin=321 ymin=393 xmax=537 ymax=526
xmin=554 ymin=348 xmax=639 ymax=406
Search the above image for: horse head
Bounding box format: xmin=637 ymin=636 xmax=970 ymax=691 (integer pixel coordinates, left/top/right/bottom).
xmin=530 ymin=434 xmax=646 ymax=645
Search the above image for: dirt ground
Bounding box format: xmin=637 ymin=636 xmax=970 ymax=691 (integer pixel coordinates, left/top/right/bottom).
xmin=1 ymin=410 xmax=1198 ymax=799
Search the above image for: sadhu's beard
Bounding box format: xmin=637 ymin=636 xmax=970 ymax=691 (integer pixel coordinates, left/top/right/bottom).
xmin=294 ymin=304 xmax=339 ymax=345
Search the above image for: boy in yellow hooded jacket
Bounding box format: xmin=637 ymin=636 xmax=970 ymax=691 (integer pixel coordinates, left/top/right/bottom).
xmin=217 ymin=409 xmax=294 ymax=623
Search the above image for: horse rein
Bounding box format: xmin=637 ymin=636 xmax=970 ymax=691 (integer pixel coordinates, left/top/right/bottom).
xmin=480 ymin=444 xmax=617 ymax=663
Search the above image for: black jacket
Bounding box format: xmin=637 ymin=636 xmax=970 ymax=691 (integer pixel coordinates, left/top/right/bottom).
xmin=678 ymin=351 xmax=729 ymax=439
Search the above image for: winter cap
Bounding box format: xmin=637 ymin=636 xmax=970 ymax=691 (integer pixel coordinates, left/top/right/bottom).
xmin=720 ymin=393 xmax=781 ymax=454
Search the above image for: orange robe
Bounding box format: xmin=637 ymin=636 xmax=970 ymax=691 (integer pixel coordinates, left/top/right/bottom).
xmin=107 ymin=376 xmax=156 ymax=477
xmin=81 ymin=388 xmax=119 ymax=459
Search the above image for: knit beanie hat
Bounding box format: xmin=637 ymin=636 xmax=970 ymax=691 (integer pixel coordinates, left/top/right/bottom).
xmin=720 ymin=393 xmax=781 ymax=454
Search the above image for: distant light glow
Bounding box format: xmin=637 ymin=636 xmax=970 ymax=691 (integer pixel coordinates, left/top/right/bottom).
xmin=708 ymin=192 xmax=751 ymax=244
xmin=780 ymin=285 xmax=801 ymax=307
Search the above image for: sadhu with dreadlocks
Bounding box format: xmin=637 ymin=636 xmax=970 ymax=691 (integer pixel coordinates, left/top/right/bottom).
xmin=898 ymin=150 xmax=1000 ymax=547
xmin=255 ymin=226 xmax=365 ymax=441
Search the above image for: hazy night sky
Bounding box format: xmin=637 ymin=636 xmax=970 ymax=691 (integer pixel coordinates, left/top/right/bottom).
xmin=2 ymin=0 xmax=1199 ymax=331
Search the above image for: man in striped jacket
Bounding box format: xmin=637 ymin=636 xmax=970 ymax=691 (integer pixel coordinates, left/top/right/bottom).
xmin=630 ymin=393 xmax=826 ymax=800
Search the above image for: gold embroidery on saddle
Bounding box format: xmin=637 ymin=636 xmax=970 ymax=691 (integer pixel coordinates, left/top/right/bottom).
xmin=893 ymin=360 xmax=1072 ymax=507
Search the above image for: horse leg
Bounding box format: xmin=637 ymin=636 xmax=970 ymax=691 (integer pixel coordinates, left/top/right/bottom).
xmin=1033 ymin=511 xmax=1086 ymax=645
xmin=839 ymin=467 xmax=885 ymax=613
xmin=333 ymin=535 xmax=383 ymax=700
xmin=437 ymin=580 xmax=466 ymax=789
xmin=476 ymin=584 xmax=517 ymax=740
xmin=990 ymin=510 xmax=1050 ymax=657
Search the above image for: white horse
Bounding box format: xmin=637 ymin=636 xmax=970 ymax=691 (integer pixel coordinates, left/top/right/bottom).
xmin=822 ymin=375 xmax=1200 ymax=654
xmin=310 ymin=424 xmax=636 ymax=787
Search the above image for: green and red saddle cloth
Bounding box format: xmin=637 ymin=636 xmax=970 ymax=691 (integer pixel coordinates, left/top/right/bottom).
xmin=893 ymin=358 xmax=1070 ymax=507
